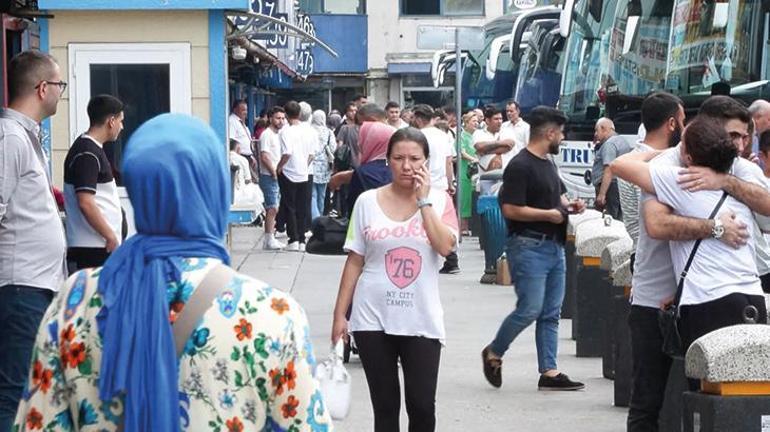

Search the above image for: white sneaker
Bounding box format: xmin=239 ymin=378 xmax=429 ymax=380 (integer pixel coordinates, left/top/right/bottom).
xmin=304 ymin=230 xmax=313 ymax=240
xmin=284 ymin=241 xmax=300 ymax=252
xmin=263 ymin=236 xmax=285 ymax=250
xmin=275 ymin=230 xmax=287 ymax=239
xmin=299 ymin=243 xmax=306 ymax=253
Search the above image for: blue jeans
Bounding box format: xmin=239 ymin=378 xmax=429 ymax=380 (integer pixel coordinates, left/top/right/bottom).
xmin=0 ymin=285 xmax=53 ymax=430
xmin=490 ymin=233 xmax=566 ymax=373
xmin=311 ymin=182 xmax=327 ymax=221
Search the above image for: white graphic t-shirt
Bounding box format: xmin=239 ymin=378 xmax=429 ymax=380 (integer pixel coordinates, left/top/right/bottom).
xmin=344 ymin=188 xmax=459 ymax=342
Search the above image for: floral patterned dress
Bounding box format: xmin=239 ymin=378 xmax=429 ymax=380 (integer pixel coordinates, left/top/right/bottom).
xmin=12 ymin=258 xmax=332 ymax=432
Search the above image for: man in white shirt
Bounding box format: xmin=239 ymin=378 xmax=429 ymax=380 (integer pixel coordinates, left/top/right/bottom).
xmin=259 ymin=106 xmax=286 ymax=250
xmin=276 ymin=101 xmax=318 ymax=252
xmin=229 ymin=100 xmax=256 ymax=179
xmin=0 ymin=50 xmax=67 ymax=430
xmin=385 ymin=101 xmax=409 ymax=129
xmin=473 ymin=106 xmax=522 ymax=174
xmin=413 ymin=104 xmax=459 ymax=274
xmin=501 ymin=100 xmax=530 ymax=151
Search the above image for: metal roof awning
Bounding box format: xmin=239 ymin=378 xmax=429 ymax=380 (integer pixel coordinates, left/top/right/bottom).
xmin=226 ymin=10 xmax=338 ymax=57
xmin=225 ymin=10 xmax=338 ymax=81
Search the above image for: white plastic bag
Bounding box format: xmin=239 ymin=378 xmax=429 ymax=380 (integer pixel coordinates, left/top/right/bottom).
xmin=314 ymin=342 xmax=351 ymax=420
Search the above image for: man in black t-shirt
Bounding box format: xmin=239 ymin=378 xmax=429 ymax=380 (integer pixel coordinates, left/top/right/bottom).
xmin=63 ymin=95 xmax=124 ymax=271
xmin=481 ymin=106 xmax=587 ymax=391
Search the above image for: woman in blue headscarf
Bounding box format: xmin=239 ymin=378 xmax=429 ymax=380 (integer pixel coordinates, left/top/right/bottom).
xmin=13 ymin=114 xmax=331 ymax=431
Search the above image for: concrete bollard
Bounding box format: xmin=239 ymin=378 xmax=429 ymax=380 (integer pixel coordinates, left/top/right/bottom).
xmin=573 ymin=217 xmax=629 ymax=357
xmin=682 ymin=325 xmax=770 ymax=431
xmin=601 ymin=238 xmax=634 ymax=380
xmin=565 ymin=210 xmax=603 ymax=321
xmin=610 ymin=258 xmax=633 ymax=406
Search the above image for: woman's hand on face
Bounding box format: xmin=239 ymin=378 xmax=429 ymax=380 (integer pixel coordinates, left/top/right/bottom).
xmin=413 ymin=164 xmax=431 ymax=200
xmin=331 ymin=315 xmax=349 ymax=345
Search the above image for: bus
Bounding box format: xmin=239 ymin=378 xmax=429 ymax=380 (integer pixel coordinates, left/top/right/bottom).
xmin=514 ymin=18 xmax=565 ymax=113
xmin=556 ymin=0 xmax=770 ymax=203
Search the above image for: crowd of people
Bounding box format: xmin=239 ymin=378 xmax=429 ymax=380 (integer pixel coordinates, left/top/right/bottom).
xmin=4 ymin=47 xmax=770 ymax=432
xmin=228 ymin=96 xmax=532 ymax=275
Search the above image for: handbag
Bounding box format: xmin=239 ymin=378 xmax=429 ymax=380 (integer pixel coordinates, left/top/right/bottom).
xmin=658 ymin=192 xmax=728 ymax=358
xmin=334 ymin=144 xmax=352 ymax=172
xmin=467 ymin=161 xmax=479 ymax=179
xmin=306 ymin=216 xmax=350 ymax=255
xmin=314 ymin=342 xmax=351 ymax=420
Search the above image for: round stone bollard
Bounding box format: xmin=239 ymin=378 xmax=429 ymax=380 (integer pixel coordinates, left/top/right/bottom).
xmin=565 ymin=210 xmax=603 ymax=320
xmin=573 ymin=217 xmax=629 ymax=358
xmin=683 ymin=325 xmax=770 ymax=432
xmin=600 ymin=237 xmax=634 ymax=380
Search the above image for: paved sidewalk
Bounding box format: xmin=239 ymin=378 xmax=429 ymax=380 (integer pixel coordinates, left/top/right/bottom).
xmin=230 ymin=226 xmax=628 ymax=431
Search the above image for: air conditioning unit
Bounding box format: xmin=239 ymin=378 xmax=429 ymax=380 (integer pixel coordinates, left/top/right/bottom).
xmin=231 ymin=46 xmax=247 ymax=61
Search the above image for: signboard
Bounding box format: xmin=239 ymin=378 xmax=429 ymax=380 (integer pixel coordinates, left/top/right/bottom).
xmin=505 ymin=0 xmax=559 ymax=13
xmin=233 ymin=0 xmax=320 ymax=78
xmin=417 ymin=26 xmax=485 ymax=50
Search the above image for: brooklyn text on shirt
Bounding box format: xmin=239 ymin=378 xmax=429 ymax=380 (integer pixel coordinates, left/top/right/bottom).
xmin=362 ymin=218 xmax=429 ymax=243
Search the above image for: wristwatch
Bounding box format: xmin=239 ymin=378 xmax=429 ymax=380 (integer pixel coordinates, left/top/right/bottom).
xmin=417 ymin=197 xmax=433 ymax=209
xmin=711 ymin=218 xmax=725 ymax=240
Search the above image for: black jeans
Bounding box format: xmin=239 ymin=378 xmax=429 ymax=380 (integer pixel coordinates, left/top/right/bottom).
xmin=0 ymin=285 xmax=53 ymax=431
xmin=627 ymin=305 xmax=672 ymax=432
xmin=354 ymin=331 xmax=442 ymax=432
xmin=278 ymin=173 xmax=309 ymax=244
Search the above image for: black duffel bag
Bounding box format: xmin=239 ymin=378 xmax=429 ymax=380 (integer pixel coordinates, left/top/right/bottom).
xmin=305 ymin=216 xmax=349 ymax=255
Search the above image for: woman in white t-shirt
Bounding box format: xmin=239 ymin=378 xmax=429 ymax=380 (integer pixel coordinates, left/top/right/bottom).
xmin=331 ymin=127 xmax=459 ymax=432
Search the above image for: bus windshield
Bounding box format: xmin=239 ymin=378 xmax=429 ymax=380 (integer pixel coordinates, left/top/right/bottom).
xmin=665 ymin=0 xmax=769 ymax=100
xmin=558 ymin=0 xmax=619 ymax=125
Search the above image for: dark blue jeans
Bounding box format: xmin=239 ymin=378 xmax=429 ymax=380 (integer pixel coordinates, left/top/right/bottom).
xmin=490 ymin=233 xmax=566 ymax=373
xmin=0 ymin=285 xmax=53 ymax=431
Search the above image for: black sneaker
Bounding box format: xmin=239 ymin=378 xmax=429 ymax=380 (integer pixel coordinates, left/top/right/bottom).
xmin=538 ymin=373 xmax=585 ymax=391
xmin=439 ymin=264 xmax=460 ymax=274
xmin=481 ymin=346 xmax=502 ymax=388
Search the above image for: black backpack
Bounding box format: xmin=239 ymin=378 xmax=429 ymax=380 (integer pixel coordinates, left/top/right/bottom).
xmin=305 ymin=216 xmax=350 ymax=255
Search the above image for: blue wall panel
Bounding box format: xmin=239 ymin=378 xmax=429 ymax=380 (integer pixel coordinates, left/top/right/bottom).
xmin=310 ymin=14 xmax=367 ymax=74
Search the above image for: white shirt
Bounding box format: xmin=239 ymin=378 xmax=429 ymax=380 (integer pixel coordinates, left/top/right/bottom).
xmin=0 ymin=108 xmax=66 ymax=291
xmin=421 ymin=126 xmax=454 ymax=190
xmin=650 ymin=161 xmax=763 ymax=306
xmin=228 ymin=113 xmax=252 ymax=156
xmin=501 ymin=118 xmax=530 ymax=153
xmin=258 ymin=127 xmax=282 ymax=176
xmin=344 ymin=188 xmax=459 ymax=341
xmin=279 ymin=122 xmax=318 ymax=183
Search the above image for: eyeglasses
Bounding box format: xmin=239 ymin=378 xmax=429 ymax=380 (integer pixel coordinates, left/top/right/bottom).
xmin=34 ymin=80 xmax=67 ymax=96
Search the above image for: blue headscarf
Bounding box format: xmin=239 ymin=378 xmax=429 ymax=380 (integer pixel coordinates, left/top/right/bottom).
xmin=96 ymin=114 xmax=231 ymax=431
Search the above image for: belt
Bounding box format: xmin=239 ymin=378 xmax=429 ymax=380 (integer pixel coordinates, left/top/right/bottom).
xmin=515 ymin=230 xmax=559 ymax=242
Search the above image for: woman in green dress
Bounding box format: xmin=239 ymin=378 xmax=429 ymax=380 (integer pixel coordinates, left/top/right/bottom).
xmin=458 ymin=111 xmax=479 ymax=234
